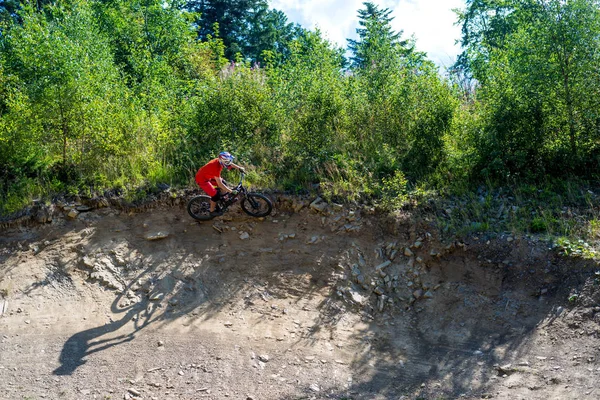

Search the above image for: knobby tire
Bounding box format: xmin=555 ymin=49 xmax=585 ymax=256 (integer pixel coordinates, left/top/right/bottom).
xmin=187 ymin=195 xmax=214 ymax=221
xmin=241 ymin=193 xmax=272 ymax=217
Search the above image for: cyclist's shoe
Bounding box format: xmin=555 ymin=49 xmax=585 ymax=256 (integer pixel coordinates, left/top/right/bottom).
xmin=210 ymin=210 xmax=223 ymax=217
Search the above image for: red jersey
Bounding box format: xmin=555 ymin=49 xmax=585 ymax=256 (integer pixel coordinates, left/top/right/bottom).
xmin=196 ymin=158 xmax=223 ymax=183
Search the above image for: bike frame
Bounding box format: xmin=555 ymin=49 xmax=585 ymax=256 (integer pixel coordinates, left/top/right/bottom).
xmin=217 ymin=173 xmax=248 ymax=211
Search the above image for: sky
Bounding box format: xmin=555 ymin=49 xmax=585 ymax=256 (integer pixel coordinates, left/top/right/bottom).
xmin=269 ymin=0 xmax=466 ymax=70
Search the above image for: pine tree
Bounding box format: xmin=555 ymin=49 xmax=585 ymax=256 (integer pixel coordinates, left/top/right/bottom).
xmin=347 ymin=1 xmax=410 ymax=70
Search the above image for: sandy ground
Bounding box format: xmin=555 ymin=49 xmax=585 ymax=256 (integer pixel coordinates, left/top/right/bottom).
xmin=0 ymin=200 xmax=599 ymax=400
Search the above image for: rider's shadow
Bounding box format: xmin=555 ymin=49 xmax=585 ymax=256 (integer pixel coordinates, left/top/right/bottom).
xmin=53 ymin=283 xmax=159 ymax=376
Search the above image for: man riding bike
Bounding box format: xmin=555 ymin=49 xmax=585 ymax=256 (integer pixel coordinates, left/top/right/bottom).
xmin=195 ymin=151 xmax=245 ymax=217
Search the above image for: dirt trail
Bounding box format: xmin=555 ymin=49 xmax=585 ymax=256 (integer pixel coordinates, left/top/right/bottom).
xmin=0 ymin=200 xmax=599 ymax=400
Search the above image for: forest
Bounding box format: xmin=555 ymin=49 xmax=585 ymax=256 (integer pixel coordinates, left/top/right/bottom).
xmin=1 ymin=0 xmax=599 ymax=236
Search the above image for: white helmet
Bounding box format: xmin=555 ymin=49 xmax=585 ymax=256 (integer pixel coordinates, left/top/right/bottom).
xmin=218 ymin=151 xmax=234 ymax=166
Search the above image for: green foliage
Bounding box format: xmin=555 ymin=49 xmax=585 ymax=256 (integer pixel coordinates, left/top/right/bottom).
xmin=188 ymin=0 xmax=304 ymax=63
xmin=556 ymin=237 xmax=598 ymax=259
xmin=0 ymin=0 xmax=223 ymax=212
xmin=380 ymin=170 xmax=409 ymax=210
xmin=454 ymin=0 xmax=600 ymax=181
xmin=267 ymin=30 xmax=347 ymax=187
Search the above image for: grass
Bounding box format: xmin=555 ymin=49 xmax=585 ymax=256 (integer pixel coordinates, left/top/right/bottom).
xmin=429 ymin=180 xmax=600 ymax=259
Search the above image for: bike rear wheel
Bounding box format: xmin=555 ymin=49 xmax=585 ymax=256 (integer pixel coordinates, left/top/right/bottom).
xmin=187 ymin=195 xmax=213 ymax=221
xmin=241 ymin=193 xmax=272 ymax=217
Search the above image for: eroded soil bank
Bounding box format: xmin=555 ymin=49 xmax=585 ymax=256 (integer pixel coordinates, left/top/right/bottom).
xmin=0 ymin=198 xmax=599 ymax=400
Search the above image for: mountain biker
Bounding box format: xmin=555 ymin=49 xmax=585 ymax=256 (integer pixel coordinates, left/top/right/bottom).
xmin=195 ymin=151 xmax=245 ymax=217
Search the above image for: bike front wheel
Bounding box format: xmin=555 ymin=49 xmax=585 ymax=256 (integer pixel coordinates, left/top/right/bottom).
xmin=187 ymin=195 xmax=213 ymax=221
xmin=241 ymin=193 xmax=273 ymax=217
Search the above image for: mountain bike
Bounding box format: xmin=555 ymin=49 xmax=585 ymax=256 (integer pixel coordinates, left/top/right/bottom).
xmin=187 ymin=173 xmax=273 ymax=221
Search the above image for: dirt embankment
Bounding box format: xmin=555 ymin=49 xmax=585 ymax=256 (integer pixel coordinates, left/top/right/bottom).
xmin=0 ymin=196 xmax=599 ymax=400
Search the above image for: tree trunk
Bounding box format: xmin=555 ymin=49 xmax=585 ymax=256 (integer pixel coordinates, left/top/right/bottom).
xmin=59 ymin=104 xmax=68 ymax=166
xmin=563 ymin=72 xmax=577 ymax=159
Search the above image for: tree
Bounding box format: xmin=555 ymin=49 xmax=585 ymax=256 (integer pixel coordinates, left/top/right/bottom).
xmin=2 ymin=1 xmax=132 ymax=172
xmin=456 ymin=0 xmax=600 ymax=178
xmin=187 ymin=0 xmax=303 ymax=62
xmin=188 ymin=0 xmax=260 ymax=60
xmin=454 ymin=0 xmax=521 ymax=83
xmin=244 ymin=7 xmax=303 ymax=64
xmin=347 ymin=1 xmax=413 ymax=70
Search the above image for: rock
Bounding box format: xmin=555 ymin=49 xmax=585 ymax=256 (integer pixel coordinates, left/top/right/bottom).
xmin=389 ymin=249 xmax=398 ymax=260
xmin=149 ymin=293 xmax=164 ymax=301
xmin=67 ymin=209 xmax=79 ymax=219
xmin=128 ymin=388 xmax=141 ymax=396
xmin=309 ymin=383 xmax=320 ymax=392
xmin=34 ymin=204 xmax=52 ymax=223
xmin=423 ymin=291 xmax=433 ymax=299
xmin=404 ymin=248 xmax=414 ymax=257
xmin=518 ymin=361 xmax=530 ymax=366
xmin=346 ymin=211 xmax=356 ymax=221
xmin=307 ymin=235 xmax=324 ymax=244
xmin=239 ymin=232 xmax=250 ymax=240
xmin=413 ymin=289 xmax=423 ymax=299
xmin=358 ymin=254 xmax=366 ymax=267
xmin=90 ymin=270 xmax=125 ymax=292
xmin=258 ymin=355 xmax=269 ymax=362
xmin=157 ymin=340 xmax=164 ymax=347
xmin=375 ymin=260 xmax=392 ymax=271
xmin=82 ymin=256 xmax=95 ymax=269
xmin=349 ymin=289 xmax=367 ymax=305
xmin=374 ymin=287 xmax=385 ymax=296
xmin=76 ymin=205 xmax=92 ymax=212
xmin=496 ymin=364 xmax=514 ymax=375
xmin=356 ymin=275 xmax=366 ymax=285
xmin=146 ymin=232 xmax=169 ymax=240
xmin=413 ymin=241 xmax=422 ymax=249
xmin=416 ymin=256 xmax=423 ymax=264
xmin=310 ymin=198 xmax=328 ymax=213
xmin=378 ymin=295 xmax=386 ymax=312
xmin=310 ymin=196 xmax=323 ymax=206
xmin=351 ymin=264 xmax=361 ymax=277
xmin=292 ymin=200 xmax=306 ymax=213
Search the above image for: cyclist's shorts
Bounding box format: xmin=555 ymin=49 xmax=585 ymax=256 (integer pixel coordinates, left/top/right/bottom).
xmin=198 ymin=179 xmax=218 ymax=197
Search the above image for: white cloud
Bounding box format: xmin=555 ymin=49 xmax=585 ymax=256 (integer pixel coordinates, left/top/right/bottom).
xmin=269 ymin=0 xmax=465 ymax=69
